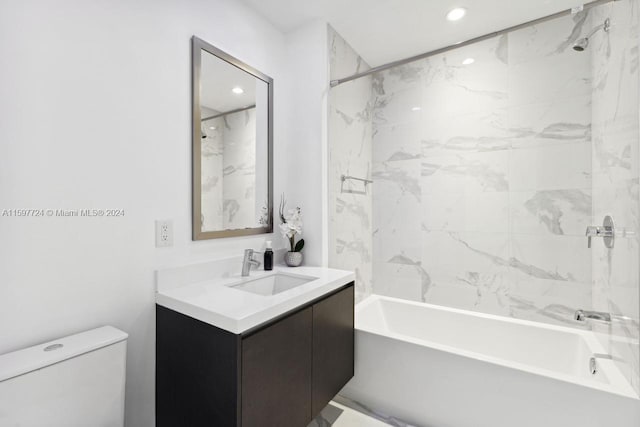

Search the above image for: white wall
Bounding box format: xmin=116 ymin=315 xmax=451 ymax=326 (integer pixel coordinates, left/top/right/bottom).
xmin=283 ymin=20 xmax=330 ymax=266
xmin=0 ymin=0 xmax=298 ymax=425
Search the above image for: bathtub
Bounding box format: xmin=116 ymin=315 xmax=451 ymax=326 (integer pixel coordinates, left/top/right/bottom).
xmin=340 ymin=295 xmax=640 ymax=427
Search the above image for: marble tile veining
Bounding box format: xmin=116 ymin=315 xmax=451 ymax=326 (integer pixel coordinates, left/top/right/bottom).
xmin=330 ymin=0 xmax=640 ymax=397
xmin=333 ymin=396 xmax=416 ymax=427
xmin=369 ymin=8 xmax=618 ymax=330
xmin=590 ymin=0 xmax=640 ymax=395
xmin=308 ymin=401 xmax=395 ymax=427
xmin=201 ymin=108 xmax=257 ymax=231
xmin=510 ymin=189 xmax=592 ymax=236
xmin=328 ymin=25 xmax=373 ymax=302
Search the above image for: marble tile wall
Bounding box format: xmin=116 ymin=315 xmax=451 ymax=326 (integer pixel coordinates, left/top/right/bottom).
xmin=328 ymin=26 xmax=374 ymax=302
xmin=590 ymin=0 xmax=640 ymax=395
xmin=201 ymin=115 xmax=224 ymax=231
xmin=328 ymin=0 xmax=640 ymax=394
xmin=221 ymin=108 xmax=257 ymax=229
xmin=370 ymin=11 xmax=597 ymax=328
xmin=201 ymin=108 xmax=257 ymax=231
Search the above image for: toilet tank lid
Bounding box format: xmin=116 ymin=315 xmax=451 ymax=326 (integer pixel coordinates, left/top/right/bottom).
xmin=0 ymin=326 xmax=128 ymax=382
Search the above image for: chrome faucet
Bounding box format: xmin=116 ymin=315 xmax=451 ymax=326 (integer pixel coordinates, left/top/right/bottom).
xmin=574 ymin=309 xmax=611 ymax=322
xmin=241 ymin=249 xmax=261 ymax=276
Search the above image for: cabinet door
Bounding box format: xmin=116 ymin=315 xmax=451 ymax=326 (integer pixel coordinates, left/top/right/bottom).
xmin=156 ymin=305 xmax=240 ymax=427
xmin=241 ymin=307 xmax=312 ymax=427
xmin=311 ymin=284 xmax=355 ymax=417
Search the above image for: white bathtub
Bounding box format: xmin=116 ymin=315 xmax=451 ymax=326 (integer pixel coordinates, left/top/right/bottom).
xmin=340 ymin=295 xmax=640 ymax=427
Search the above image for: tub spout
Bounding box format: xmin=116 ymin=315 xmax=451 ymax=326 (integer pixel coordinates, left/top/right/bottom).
xmin=574 ymin=309 xmax=611 ymax=322
xmin=589 ymin=353 xmax=613 ymax=375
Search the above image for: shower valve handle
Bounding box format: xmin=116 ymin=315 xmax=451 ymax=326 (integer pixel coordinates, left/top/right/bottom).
xmin=585 ymin=226 xmax=598 ymax=248
xmin=585 ymin=216 xmax=615 ymax=249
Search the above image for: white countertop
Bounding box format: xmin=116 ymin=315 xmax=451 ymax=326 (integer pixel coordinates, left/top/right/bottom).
xmin=155 ymin=265 xmax=354 ymax=334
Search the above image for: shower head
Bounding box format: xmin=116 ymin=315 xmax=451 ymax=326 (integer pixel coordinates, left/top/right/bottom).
xmin=573 ymin=38 xmax=589 ymax=51
xmin=573 ymin=18 xmax=610 ymax=51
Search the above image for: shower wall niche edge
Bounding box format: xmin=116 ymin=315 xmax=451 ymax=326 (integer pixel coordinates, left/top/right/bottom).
xmin=327 ymin=25 xmax=374 ymax=303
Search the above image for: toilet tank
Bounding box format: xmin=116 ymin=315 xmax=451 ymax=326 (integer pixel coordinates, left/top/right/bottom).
xmin=0 ymin=326 xmax=128 ymax=427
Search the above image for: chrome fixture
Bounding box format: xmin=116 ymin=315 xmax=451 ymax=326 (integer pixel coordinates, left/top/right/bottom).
xmin=341 ymin=174 xmax=373 ymax=185
xmin=341 ymin=174 xmax=373 ymax=195
xmin=241 ymin=249 xmax=262 ymax=276
xmin=589 ymin=353 xmax=613 ymax=375
xmin=573 ymin=18 xmax=611 ymax=51
xmin=330 ymin=0 xmax=614 ymax=87
xmin=574 ymin=310 xmax=612 ymax=322
xmin=585 ymin=215 xmax=615 ymax=248
xmin=201 ymin=104 xmax=256 ymax=122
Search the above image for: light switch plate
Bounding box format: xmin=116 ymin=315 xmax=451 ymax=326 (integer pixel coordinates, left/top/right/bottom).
xmin=155 ymin=220 xmax=173 ymax=247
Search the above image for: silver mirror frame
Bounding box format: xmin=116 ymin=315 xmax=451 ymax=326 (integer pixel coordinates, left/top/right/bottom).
xmin=191 ymin=36 xmax=274 ymax=240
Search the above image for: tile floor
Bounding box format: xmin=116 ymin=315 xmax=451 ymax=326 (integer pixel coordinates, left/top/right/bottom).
xmin=308 ymin=402 xmax=392 ymax=426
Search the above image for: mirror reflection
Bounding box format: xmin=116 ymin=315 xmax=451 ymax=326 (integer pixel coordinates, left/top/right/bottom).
xmin=193 ymin=37 xmax=272 ymax=239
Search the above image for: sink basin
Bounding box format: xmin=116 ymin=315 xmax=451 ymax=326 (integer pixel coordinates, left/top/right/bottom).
xmin=229 ymin=273 xmax=317 ymax=296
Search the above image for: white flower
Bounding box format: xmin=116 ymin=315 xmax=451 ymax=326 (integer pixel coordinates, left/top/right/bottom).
xmin=280 ymin=207 xmax=303 ymax=239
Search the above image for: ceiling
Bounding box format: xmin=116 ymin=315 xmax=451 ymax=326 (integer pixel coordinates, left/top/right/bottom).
xmin=242 ymin=0 xmax=588 ymax=67
xmin=200 ymin=50 xmax=264 ymax=113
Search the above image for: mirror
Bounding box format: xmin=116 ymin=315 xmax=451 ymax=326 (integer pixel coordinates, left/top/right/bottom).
xmin=192 ymin=36 xmax=273 ymax=240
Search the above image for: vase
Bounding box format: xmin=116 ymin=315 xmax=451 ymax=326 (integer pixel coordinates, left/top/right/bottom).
xmin=285 ymin=251 xmax=303 ymax=267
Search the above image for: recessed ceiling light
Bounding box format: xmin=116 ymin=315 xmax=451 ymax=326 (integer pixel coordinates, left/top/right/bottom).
xmin=447 ymin=7 xmax=467 ymax=21
xmin=232 ymin=87 xmax=244 ymax=94
xmin=462 ymin=58 xmax=475 ymax=65
xmin=209 ymin=126 xmax=217 ymax=130
xmin=412 ymin=106 xmax=421 ymax=111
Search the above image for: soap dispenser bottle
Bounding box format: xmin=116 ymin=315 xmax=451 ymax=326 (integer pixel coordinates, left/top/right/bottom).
xmin=264 ymin=241 xmax=273 ymax=271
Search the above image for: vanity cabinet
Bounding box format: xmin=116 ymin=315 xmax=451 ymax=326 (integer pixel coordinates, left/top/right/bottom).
xmin=311 ymin=284 xmax=355 ymax=416
xmin=156 ymin=282 xmax=354 ymax=427
xmin=241 ymin=307 xmax=312 ymax=426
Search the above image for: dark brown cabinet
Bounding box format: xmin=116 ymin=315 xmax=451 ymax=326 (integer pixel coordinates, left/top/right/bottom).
xmin=156 ymin=282 xmax=354 ymax=427
xmin=242 ymin=307 xmax=312 ymax=427
xmin=311 ymin=285 xmax=355 ymax=416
